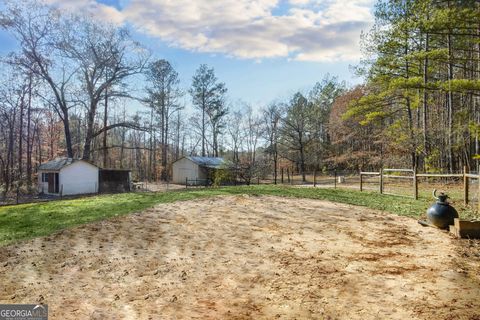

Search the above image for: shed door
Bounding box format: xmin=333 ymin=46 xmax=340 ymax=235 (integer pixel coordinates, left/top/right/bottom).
xmin=48 ymin=173 xmax=55 ymax=193
xmin=47 ymin=173 xmax=59 ymax=193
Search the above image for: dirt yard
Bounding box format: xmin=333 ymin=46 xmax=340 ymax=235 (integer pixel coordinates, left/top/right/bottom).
xmin=1 ymin=195 xmax=479 ymax=319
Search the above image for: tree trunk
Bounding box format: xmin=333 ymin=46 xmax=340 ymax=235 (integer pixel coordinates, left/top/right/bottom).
xmin=212 ymin=123 xmax=218 ymax=157
xmin=175 ymin=112 xmax=181 ymax=160
xmin=160 ymin=103 xmax=167 ymax=181
xmin=26 ymin=75 xmax=33 ymax=191
xmin=18 ymin=91 xmax=24 ymax=184
xmin=152 ymin=128 xmax=157 ymax=181
xmin=423 ymin=31 xmax=430 ymax=163
xmin=476 ymin=24 xmax=480 ymax=171
xmin=82 ymin=104 xmax=96 ymax=160
xmin=447 ymin=32 xmax=454 ymax=173
xmin=59 ymin=107 xmax=73 ymax=159
xmin=201 ymin=90 xmax=206 ymax=157
xmin=273 ymin=147 xmax=278 ymax=185
xmin=103 ymin=87 xmax=108 ymax=168
xmin=36 ymin=124 xmax=42 ymax=165
xmin=148 ymin=107 xmax=153 ymax=181
xmin=404 ymin=29 xmax=416 ymax=169
xmin=299 ymin=140 xmax=306 ymax=182
xmin=7 ymin=109 xmax=16 ymax=192
xmin=164 ymin=113 xmax=169 ymax=180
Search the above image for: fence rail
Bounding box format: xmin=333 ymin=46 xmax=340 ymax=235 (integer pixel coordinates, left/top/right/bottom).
xmin=185 ymin=178 xmax=211 ymax=188
xmin=360 ymin=167 xmax=480 ymax=210
xmin=383 ymin=169 xmax=414 ymax=173
xmin=416 ymin=173 xmax=464 ymax=178
xmin=383 ymin=175 xmax=414 ymax=180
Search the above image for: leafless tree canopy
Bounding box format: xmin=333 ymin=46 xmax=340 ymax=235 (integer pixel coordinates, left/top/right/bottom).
xmin=2 ymin=0 xmax=478 ymax=196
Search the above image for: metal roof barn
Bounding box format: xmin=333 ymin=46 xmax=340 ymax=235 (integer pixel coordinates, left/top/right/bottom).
xmin=172 ymin=156 xmax=226 ymax=184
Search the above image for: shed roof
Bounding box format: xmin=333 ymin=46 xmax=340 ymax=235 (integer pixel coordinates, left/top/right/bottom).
xmin=185 ymin=156 xmax=226 ymax=169
xmin=38 ymin=157 xmax=97 ymax=171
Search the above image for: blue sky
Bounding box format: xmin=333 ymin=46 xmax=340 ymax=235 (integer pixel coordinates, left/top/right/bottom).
xmin=135 ymin=30 xmax=360 ymax=107
xmin=1 ymin=0 xmax=374 ymax=108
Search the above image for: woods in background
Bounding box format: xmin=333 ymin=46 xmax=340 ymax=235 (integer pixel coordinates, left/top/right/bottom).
xmin=0 ymin=0 xmax=479 ymax=196
xmin=336 ymin=0 xmax=480 ymax=172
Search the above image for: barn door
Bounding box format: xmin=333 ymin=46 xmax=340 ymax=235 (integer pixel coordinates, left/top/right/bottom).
xmin=47 ymin=173 xmax=59 ymax=193
xmin=179 ymin=168 xmax=194 ymax=184
xmin=55 ymin=173 xmax=59 ymax=193
xmin=48 ymin=173 xmax=55 ymax=193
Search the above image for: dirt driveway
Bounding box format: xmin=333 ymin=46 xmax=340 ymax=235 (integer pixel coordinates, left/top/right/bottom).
xmin=1 ymin=195 xmax=479 ymax=319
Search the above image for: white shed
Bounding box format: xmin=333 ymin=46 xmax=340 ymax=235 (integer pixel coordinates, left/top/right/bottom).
xmin=38 ymin=158 xmax=99 ymax=196
xmin=172 ymin=156 xmax=225 ymax=184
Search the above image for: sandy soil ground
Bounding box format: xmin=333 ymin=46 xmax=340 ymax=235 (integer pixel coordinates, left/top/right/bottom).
xmin=1 ymin=195 xmax=479 ymax=319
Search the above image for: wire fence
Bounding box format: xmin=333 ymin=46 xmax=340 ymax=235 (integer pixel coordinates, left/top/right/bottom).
xmin=242 ymin=167 xmax=480 ymax=211
xmin=3 ymin=167 xmax=479 ymax=211
xmin=358 ymin=167 xmax=480 ymax=211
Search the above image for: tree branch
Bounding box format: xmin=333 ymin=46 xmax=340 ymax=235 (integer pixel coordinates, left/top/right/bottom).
xmin=91 ymin=122 xmax=148 ymax=139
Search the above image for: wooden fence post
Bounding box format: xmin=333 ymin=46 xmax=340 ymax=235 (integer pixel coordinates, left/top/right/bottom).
xmin=413 ymin=166 xmax=418 ymax=200
xmin=464 ymin=166 xmax=469 ymax=205
xmin=379 ymin=168 xmax=384 ymax=194
xmin=281 ymin=168 xmax=284 ymax=184
xmin=185 ymin=177 xmax=188 ymax=188
xmin=360 ymin=172 xmax=363 ymax=192
xmin=313 ymin=170 xmax=317 ymax=187
xmin=478 ymin=175 xmax=480 ymax=213
xmin=334 ymin=169 xmax=337 ymax=189
xmin=287 ymin=168 xmax=290 ymax=183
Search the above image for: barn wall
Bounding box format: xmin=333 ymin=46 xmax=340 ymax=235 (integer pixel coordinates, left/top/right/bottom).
xmin=172 ymin=158 xmax=199 ymax=184
xmin=60 ymin=162 xmax=99 ymax=195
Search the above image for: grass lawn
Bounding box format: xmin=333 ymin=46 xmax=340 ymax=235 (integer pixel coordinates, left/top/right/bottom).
xmin=0 ymin=185 xmax=476 ymax=246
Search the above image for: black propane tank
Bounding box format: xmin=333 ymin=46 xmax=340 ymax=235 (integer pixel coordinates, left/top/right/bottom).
xmin=426 ymin=189 xmax=458 ymax=229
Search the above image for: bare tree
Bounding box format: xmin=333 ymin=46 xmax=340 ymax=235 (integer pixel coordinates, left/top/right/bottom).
xmin=1 ymin=1 xmax=149 ymax=162
xmin=226 ymin=110 xmax=244 ymax=165
xmin=263 ymin=103 xmax=283 ymax=184
xmin=280 ymin=93 xmax=313 ymax=182
xmin=189 ymin=64 xmax=227 ymax=157
xmin=145 ymin=59 xmax=183 ymax=180
xmin=1 ymin=0 xmax=77 ymax=157
xmin=57 ymin=16 xmax=149 ymax=160
xmin=243 ymin=105 xmax=262 ymax=165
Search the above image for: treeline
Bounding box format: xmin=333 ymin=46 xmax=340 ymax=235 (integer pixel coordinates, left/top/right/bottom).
xmin=0 ymin=0 xmax=172 ymax=193
xmin=224 ymin=76 xmax=345 ymax=184
xmin=2 ymin=0 xmax=476 ymax=195
xmin=0 ymin=0 xmax=149 ymax=194
xmin=0 ymin=0 xmax=346 ymax=194
xmin=330 ymin=0 xmax=480 ymax=173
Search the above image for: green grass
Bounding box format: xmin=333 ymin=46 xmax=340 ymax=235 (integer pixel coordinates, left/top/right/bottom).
xmin=0 ymin=185 xmax=476 ymax=246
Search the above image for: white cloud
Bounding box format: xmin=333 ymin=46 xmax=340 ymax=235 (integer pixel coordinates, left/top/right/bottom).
xmin=288 ymin=0 xmax=312 ymax=5
xmin=47 ymin=0 xmax=374 ymax=62
xmin=45 ymin=0 xmax=125 ymax=24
